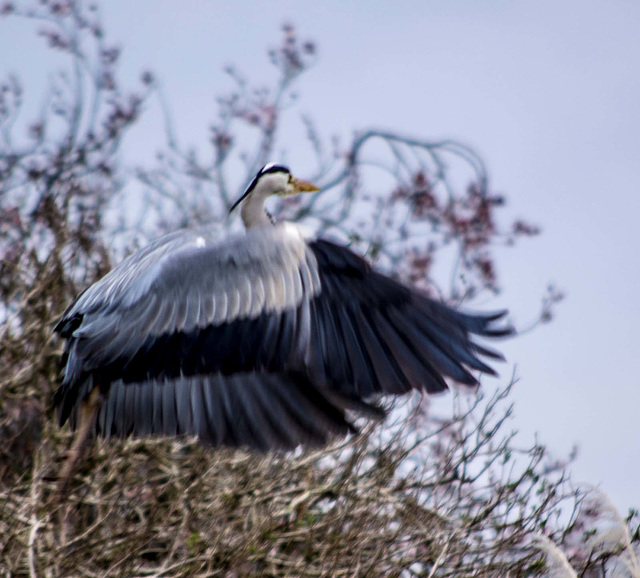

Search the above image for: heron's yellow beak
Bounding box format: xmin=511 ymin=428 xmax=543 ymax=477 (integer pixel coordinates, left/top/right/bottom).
xmin=292 ymin=177 xmax=321 ymax=194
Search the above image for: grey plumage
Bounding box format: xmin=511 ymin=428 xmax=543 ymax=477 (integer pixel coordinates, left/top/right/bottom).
xmin=54 ymin=164 xmax=510 ymax=453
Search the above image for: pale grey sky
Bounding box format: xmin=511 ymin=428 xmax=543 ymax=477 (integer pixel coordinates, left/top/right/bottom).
xmin=2 ymin=1 xmax=639 ymax=511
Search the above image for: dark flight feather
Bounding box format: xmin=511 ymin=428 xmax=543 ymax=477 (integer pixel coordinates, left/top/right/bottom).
xmin=95 ymin=373 xmax=374 ymax=451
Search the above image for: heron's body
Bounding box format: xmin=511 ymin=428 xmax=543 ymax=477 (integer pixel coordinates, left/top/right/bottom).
xmin=53 ymin=164 xmax=509 ymax=461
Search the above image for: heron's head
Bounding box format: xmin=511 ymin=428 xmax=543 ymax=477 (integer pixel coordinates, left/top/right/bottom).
xmin=229 ymin=164 xmax=320 ymax=215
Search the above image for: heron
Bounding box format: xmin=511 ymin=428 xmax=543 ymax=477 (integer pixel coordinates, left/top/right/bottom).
xmin=53 ymin=163 xmax=510 ymax=493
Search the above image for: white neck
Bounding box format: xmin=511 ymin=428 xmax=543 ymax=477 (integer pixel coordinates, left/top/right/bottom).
xmin=240 ymin=190 xmax=273 ymax=229
xmin=237 ymin=170 xmax=291 ymax=229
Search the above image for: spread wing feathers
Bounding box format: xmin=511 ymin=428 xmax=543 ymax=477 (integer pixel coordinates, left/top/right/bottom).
xmin=304 ymin=240 xmax=511 ymax=397
xmin=85 ymin=372 xmax=381 ymax=451
xmin=54 ymin=225 xmax=510 ymax=432
xmin=55 ymin=224 xmax=320 ymax=389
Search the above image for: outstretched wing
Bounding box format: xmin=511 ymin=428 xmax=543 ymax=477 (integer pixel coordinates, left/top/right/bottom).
xmin=55 ymin=224 xmax=318 ymax=403
xmin=54 ymin=223 xmax=322 ymax=428
xmin=54 ymin=223 xmax=509 ymax=449
xmin=304 ymin=240 xmax=510 ymax=398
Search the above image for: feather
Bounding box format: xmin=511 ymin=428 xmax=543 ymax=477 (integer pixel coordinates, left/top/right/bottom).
xmin=387 ymin=307 xmax=477 ymax=385
xmin=201 ymin=375 xmax=225 ymax=445
xmin=161 ymin=380 xmax=178 ymax=436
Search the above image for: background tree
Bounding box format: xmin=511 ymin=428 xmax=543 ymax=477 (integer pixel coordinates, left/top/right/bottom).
xmin=0 ymin=2 xmax=637 ymax=576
